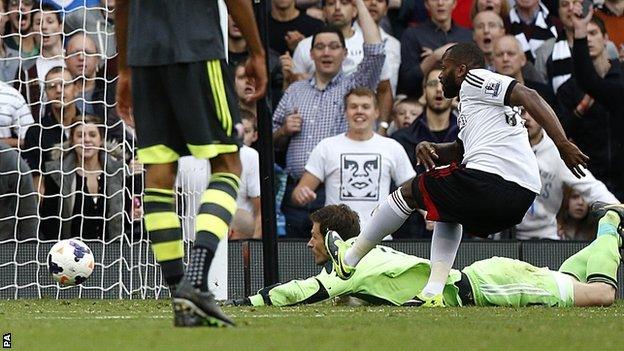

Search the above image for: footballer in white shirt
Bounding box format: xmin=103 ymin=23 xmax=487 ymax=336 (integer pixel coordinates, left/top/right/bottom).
xmin=326 ymin=42 xmax=589 ymax=308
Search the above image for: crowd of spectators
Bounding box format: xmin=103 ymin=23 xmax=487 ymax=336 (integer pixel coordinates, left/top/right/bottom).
xmin=0 ymin=0 xmax=622 ymax=242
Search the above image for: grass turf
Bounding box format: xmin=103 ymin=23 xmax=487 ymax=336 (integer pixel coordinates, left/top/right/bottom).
xmin=1 ymin=299 xmax=623 ymax=351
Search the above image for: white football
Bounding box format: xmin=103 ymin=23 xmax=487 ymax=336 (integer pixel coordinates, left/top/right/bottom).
xmin=48 ymin=239 xmax=95 ymax=286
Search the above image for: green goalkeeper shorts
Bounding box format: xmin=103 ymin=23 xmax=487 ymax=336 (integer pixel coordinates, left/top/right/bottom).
xmin=462 ymin=257 xmax=575 ymax=307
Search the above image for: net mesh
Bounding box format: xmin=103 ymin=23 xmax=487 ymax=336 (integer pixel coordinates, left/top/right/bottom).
xmin=0 ymin=2 xmax=176 ymax=299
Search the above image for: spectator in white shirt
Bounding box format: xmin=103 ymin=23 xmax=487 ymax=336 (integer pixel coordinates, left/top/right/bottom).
xmin=0 ymin=81 xmax=34 ymax=148
xmin=229 ymin=110 xmax=262 ymax=239
xmin=361 ymin=0 xmax=400 ymax=94
xmin=516 ymin=110 xmax=618 ymax=240
xmin=291 ymin=87 xmax=415 ymax=230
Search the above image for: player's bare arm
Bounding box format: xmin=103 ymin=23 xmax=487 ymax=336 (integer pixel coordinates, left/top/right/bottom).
xmin=415 ymin=139 xmax=464 ymax=171
xmin=509 ymin=83 xmax=589 ymax=178
xmin=226 ymin=0 xmax=268 ymax=101
xmin=114 ymin=0 xmax=133 ymax=127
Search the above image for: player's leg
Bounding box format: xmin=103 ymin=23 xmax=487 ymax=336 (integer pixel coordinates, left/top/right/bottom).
xmin=567 ymin=205 xmax=624 ymax=306
xmin=344 ymin=182 xmax=419 ymax=265
xmin=464 ymin=209 xmax=621 ymax=308
xmin=168 ymin=59 xmax=241 ymax=327
xmin=572 ymin=280 xmax=615 ymax=307
xmin=186 ymin=152 xmax=241 ymax=293
xmin=416 ymin=167 xmax=534 ymax=306
xmin=418 ymin=221 xmax=462 ymax=304
xmin=172 ymin=153 xmax=239 ymax=328
xmin=131 ymin=66 xmax=187 ymax=292
xmin=462 ymin=257 xmax=576 ymax=307
xmin=325 ymin=178 xmax=420 ymax=279
xmin=143 ymin=163 xmax=185 ymax=290
xmin=559 ymin=209 xmax=622 ymax=286
xmin=328 ymin=165 xmax=464 ymax=282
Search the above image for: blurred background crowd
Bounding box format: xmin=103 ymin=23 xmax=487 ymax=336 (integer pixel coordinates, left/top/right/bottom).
xmin=0 ymin=0 xmax=622 ymax=242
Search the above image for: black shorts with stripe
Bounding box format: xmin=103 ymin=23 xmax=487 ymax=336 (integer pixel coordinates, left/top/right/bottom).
xmin=411 ymin=163 xmax=536 ymax=237
xmin=131 ymin=59 xmax=241 ymax=164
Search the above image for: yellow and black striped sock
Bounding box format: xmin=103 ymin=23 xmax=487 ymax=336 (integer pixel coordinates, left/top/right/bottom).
xmin=143 ymin=188 xmax=185 ymax=289
xmin=187 ymin=172 xmax=240 ymax=291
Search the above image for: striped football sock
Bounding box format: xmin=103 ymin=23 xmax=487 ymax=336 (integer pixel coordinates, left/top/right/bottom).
xmin=187 ymin=172 xmax=240 ymax=291
xmin=143 ymin=188 xmax=184 ymax=289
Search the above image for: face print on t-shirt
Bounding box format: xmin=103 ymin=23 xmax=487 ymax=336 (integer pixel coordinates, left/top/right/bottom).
xmin=340 ymin=153 xmax=381 ymax=201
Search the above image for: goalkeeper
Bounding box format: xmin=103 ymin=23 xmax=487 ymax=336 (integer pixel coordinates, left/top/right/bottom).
xmin=232 ymin=204 xmax=622 ymax=308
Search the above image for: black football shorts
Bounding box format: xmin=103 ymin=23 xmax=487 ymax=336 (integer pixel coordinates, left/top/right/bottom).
xmin=412 ymin=163 xmax=536 ymax=237
xmin=132 ymin=59 xmax=242 ymax=164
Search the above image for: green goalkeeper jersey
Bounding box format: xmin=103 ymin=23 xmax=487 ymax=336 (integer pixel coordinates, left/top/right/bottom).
xmin=248 ymin=239 xmax=463 ymax=307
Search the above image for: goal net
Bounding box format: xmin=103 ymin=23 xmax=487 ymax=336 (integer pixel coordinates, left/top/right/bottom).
xmin=0 ymin=2 xmax=227 ymax=300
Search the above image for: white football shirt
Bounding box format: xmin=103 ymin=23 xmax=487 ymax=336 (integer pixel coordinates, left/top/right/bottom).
xmin=457 ymin=68 xmax=541 ymax=193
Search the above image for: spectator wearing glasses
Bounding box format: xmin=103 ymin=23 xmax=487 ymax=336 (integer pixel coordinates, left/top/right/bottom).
xmin=22 ymin=66 xmax=79 ymax=191
xmin=391 ymin=68 xmax=458 ymax=239
xmin=273 ymin=0 xmax=385 ymax=237
xmin=290 ymin=0 xmax=395 ymax=132
xmin=392 ymin=68 xmax=458 ymax=172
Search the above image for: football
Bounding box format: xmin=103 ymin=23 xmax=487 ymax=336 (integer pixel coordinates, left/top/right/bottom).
xmin=47 ymin=239 xmax=95 ymax=286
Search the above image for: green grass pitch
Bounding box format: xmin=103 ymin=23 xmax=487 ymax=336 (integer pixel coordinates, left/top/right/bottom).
xmin=1 ymin=299 xmax=623 ymax=350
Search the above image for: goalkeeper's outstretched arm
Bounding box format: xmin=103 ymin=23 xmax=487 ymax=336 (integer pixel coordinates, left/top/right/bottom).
xmin=233 ymin=268 xmax=351 ymax=307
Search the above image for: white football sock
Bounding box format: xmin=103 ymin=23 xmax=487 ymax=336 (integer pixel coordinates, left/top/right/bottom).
xmin=344 ymin=189 xmax=413 ymax=267
xmin=421 ymin=222 xmax=462 ymax=297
